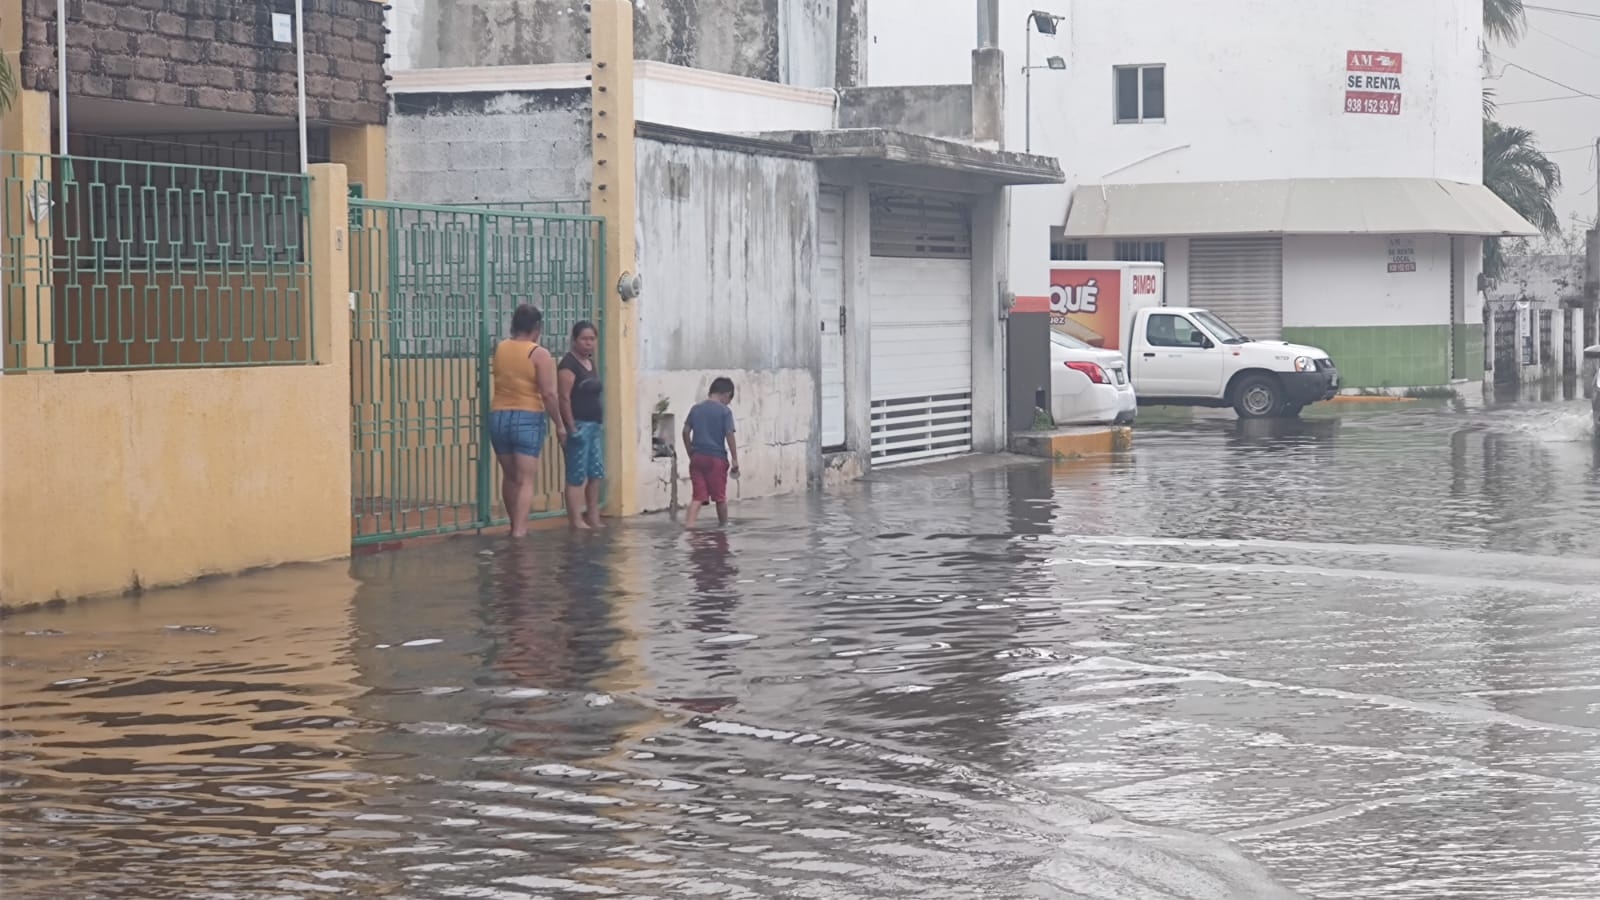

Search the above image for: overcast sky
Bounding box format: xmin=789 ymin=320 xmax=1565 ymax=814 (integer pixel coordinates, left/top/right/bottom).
xmin=1489 ymin=0 xmax=1600 ymax=233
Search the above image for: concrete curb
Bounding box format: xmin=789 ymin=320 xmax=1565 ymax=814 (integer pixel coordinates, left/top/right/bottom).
xmin=1009 ymin=426 xmax=1133 ymax=462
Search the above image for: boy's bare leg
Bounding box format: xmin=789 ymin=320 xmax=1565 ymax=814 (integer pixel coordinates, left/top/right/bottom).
xmin=715 ymin=501 xmax=729 ymax=526
xmin=685 ymin=500 xmax=702 ymax=528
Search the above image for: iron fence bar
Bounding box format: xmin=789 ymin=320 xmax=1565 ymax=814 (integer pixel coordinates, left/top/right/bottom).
xmin=351 ymin=196 xmax=601 ymax=224
xmin=476 ymin=214 xmax=494 ymax=527
xmin=3 ymin=150 xmax=312 ymax=372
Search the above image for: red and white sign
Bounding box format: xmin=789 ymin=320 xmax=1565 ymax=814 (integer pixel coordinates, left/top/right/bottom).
xmin=1344 ymin=50 xmax=1402 ymax=116
xmin=1347 ymin=50 xmax=1402 ymax=74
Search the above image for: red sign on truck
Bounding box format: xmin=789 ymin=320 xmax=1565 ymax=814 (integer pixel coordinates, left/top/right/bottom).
xmin=1050 ymin=269 xmax=1121 ymax=348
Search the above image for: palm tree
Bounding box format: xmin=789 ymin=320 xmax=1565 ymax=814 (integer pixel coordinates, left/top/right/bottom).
xmin=0 ymin=51 xmax=16 ymax=115
xmin=1482 ymin=120 xmax=1562 ymax=278
xmin=1484 ymin=0 xmax=1527 ymax=46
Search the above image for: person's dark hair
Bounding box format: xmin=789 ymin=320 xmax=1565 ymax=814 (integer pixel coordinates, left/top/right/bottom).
xmin=571 ymin=320 xmax=597 ymax=341
xmin=709 ymin=376 xmax=735 ymax=400
xmin=510 ymin=304 xmax=543 ymax=336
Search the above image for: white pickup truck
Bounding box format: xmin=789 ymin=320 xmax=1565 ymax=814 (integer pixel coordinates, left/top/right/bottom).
xmin=1050 ymin=263 xmax=1341 ymax=419
xmin=1125 ymin=306 xmax=1341 ymax=418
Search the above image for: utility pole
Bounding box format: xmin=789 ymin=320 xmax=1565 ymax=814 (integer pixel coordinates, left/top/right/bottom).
xmin=1586 ymin=137 xmax=1598 ymax=339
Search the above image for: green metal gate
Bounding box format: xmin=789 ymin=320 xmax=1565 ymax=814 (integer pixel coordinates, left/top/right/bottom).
xmin=349 ymin=199 xmax=605 ymax=545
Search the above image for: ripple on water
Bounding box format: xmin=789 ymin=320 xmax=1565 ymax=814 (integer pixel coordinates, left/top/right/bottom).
xmin=2 ymin=405 xmax=1598 ymax=898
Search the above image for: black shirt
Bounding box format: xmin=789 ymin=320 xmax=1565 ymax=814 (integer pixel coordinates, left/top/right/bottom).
xmin=560 ymin=352 xmax=603 ymax=423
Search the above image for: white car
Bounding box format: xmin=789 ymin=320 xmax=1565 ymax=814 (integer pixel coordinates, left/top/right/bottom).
xmin=1050 ymin=330 xmax=1138 ymax=426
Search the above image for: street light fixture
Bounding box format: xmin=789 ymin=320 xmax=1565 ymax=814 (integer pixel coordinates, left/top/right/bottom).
xmin=1025 ymin=10 xmax=1065 ymax=153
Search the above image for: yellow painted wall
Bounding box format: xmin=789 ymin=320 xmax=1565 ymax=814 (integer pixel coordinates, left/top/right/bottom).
xmin=0 ymin=364 xmax=350 ymax=606
xmin=0 ymin=164 xmax=353 ymax=609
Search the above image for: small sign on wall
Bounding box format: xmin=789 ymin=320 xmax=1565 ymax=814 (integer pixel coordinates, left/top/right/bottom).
xmin=1345 ymin=50 xmax=1403 ymax=116
xmin=1387 ymin=237 xmax=1417 ymax=273
xmin=272 ymin=12 xmax=294 ymax=43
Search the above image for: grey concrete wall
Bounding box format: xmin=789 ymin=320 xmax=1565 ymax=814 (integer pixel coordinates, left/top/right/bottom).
xmin=837 ymin=86 xmax=973 ymax=140
xmin=781 ymin=0 xmax=839 ymax=88
xmin=635 ymin=139 xmax=818 ymax=373
xmin=633 ymin=137 xmax=823 ymax=511
xmin=970 ymin=188 xmax=1008 ymax=449
xmin=387 ymin=91 xmax=592 ymax=205
xmin=1007 ymin=313 xmax=1051 ymax=429
xmin=394 ymin=0 xmax=841 ymax=85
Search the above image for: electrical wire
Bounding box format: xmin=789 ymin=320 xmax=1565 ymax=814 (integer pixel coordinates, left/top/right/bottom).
xmin=1531 ymin=25 xmax=1600 ymax=60
xmin=1488 ymin=54 xmax=1600 ymax=101
xmin=1498 ymin=93 xmax=1596 ymax=105
xmin=1526 ymin=3 xmax=1600 ymax=22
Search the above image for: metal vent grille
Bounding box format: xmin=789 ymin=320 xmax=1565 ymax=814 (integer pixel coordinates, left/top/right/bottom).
xmin=870 ymin=192 xmax=972 ymax=260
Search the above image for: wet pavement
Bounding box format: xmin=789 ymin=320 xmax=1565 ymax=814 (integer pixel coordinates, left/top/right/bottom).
xmin=3 ymin=400 xmax=1599 ymax=899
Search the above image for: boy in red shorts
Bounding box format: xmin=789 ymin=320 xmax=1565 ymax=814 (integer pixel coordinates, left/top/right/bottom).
xmin=682 ymin=377 xmax=740 ymax=528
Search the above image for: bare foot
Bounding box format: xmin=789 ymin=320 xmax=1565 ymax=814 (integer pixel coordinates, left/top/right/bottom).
xmin=586 ymin=516 xmax=606 ymax=530
xmin=571 ymin=521 xmax=593 ymax=532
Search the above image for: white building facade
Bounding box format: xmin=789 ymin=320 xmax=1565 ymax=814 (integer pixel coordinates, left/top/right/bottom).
xmin=869 ymin=0 xmax=1538 ymax=389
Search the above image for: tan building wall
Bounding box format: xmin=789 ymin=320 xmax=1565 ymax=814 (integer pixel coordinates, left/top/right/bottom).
xmin=0 ymin=158 xmax=355 ymax=609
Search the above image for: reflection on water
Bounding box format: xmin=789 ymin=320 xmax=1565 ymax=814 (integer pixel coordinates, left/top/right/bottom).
xmin=3 ymin=404 xmax=1598 ymax=898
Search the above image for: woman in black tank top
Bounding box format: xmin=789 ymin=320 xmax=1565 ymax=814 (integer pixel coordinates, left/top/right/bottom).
xmin=557 ymin=321 xmax=605 ymax=530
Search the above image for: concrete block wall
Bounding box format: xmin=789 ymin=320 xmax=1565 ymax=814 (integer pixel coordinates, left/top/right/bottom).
xmin=20 ymin=0 xmax=387 ymax=123
xmin=388 ymin=90 xmax=592 ymax=204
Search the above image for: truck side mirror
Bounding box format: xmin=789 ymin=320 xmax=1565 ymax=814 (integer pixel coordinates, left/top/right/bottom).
xmin=1200 ymin=336 xmax=1215 ymax=350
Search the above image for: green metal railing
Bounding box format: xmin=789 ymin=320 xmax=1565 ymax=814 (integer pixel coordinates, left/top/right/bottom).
xmin=350 ymin=199 xmax=605 ymax=545
xmin=1 ymin=151 xmax=313 ymax=372
xmin=446 ymin=199 xmax=592 ymax=216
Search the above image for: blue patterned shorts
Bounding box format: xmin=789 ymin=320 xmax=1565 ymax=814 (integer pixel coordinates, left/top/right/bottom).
xmin=565 ymin=420 xmax=606 ymax=486
xmin=489 ymin=410 xmax=548 ymax=458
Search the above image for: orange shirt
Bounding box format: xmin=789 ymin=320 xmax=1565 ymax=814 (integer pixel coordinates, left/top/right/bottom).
xmin=490 ymin=339 xmax=545 ymax=412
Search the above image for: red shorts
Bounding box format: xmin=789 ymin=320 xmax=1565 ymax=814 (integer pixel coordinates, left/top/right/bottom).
xmin=689 ymin=453 xmax=730 ymax=503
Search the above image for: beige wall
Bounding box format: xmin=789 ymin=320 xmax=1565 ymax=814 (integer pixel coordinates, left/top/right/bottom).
xmin=0 ymin=365 xmax=349 ymax=605
xmin=0 ymin=164 xmax=353 ymax=609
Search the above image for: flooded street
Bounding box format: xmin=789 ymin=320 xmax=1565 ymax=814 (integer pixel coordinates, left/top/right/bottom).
xmin=4 ymin=401 xmax=1599 ymax=899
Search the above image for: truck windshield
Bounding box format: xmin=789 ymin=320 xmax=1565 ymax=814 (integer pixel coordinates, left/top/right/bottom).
xmin=1194 ymin=311 xmax=1250 ymax=344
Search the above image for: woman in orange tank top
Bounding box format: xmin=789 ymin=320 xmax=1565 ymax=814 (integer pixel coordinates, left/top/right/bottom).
xmin=488 ymin=304 xmax=564 ymax=537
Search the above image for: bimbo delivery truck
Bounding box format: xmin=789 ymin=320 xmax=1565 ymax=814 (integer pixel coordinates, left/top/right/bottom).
xmin=1050 ymin=263 xmax=1341 ymax=418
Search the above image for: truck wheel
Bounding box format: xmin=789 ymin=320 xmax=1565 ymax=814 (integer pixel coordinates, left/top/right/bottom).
xmin=1233 ymin=375 xmax=1284 ymax=419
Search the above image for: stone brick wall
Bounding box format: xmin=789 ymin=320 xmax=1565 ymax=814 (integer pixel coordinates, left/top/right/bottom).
xmin=20 ymin=0 xmax=387 ymax=125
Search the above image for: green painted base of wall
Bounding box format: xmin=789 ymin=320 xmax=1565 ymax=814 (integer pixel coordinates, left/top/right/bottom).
xmin=1282 ymin=325 xmax=1451 ymax=388
xmin=1454 ymin=323 xmax=1485 ymax=380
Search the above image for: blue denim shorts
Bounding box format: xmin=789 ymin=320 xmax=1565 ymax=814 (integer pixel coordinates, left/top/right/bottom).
xmin=565 ymin=420 xmax=606 ymax=486
xmin=489 ymin=410 xmax=548 ymax=458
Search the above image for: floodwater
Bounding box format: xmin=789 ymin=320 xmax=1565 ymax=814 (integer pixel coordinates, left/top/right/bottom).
xmin=4 ymin=400 xmax=1599 ymax=899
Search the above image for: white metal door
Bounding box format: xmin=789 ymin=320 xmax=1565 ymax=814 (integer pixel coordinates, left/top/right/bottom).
xmin=1188 ymin=237 xmax=1284 ymax=340
xmin=869 ymin=191 xmax=974 ymax=466
xmin=818 ymin=188 xmax=847 ymax=449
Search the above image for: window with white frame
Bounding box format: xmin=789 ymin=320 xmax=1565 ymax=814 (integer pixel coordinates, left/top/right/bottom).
xmin=1114 ymin=65 xmax=1165 ymax=123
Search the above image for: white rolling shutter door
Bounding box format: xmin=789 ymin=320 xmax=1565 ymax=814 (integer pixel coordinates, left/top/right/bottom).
xmin=869 ymin=192 xmax=973 ymax=467
xmin=1188 ymin=237 xmax=1284 ymax=340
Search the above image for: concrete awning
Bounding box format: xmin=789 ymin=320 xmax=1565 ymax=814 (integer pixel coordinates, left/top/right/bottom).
xmin=1063 ymin=177 xmax=1539 ymax=238
xmin=636 ymin=122 xmax=1064 ymax=188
